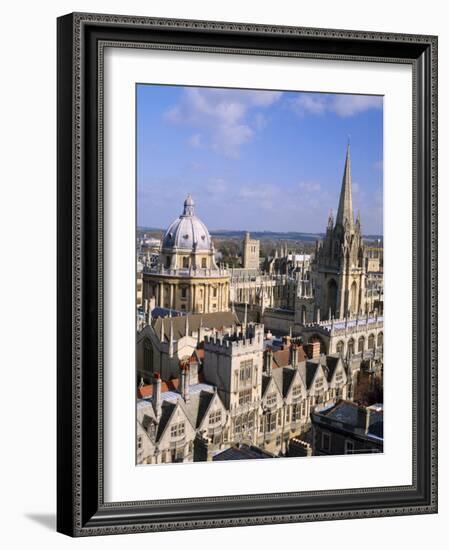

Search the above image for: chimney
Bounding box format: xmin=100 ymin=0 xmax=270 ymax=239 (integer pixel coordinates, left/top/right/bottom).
xmin=169 ymin=320 xmax=174 ymax=358
xmin=179 ymin=361 xmax=190 ymax=402
xmin=305 ymin=340 xmax=320 ymax=359
xmin=291 ymin=343 xmax=298 ymax=368
xmin=152 ymin=372 xmax=162 ymax=419
xmin=264 ymin=347 xmax=273 ymax=376
xmin=189 ymin=357 xmax=199 ymax=385
xmin=281 ymin=335 xmax=291 ymax=350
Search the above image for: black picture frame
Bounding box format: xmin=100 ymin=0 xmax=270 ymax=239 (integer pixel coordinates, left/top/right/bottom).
xmin=57 ymin=12 xmax=438 ymax=536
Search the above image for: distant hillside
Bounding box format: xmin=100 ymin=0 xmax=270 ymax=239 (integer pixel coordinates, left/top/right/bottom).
xmin=210 ymin=230 xmax=324 ymax=242
xmin=137 ymin=227 xmax=382 ymax=243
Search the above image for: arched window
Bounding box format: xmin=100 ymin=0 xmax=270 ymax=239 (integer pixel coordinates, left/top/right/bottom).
xmin=358 ymin=336 xmax=365 ymax=353
xmin=182 ymin=257 xmax=189 ymax=268
xmin=377 ymin=332 xmax=383 ymax=347
xmin=336 ymin=340 xmax=345 ymax=355
xmin=368 ymin=334 xmax=375 ymax=349
xmin=347 ymin=338 xmax=355 ymax=355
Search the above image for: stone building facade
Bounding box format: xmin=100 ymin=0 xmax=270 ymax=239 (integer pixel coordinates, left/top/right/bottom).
xmin=136 ymin=321 xmax=360 ymax=464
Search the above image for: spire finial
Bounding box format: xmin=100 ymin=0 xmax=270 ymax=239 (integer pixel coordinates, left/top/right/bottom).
xmin=336 ymin=143 xmax=354 ymax=228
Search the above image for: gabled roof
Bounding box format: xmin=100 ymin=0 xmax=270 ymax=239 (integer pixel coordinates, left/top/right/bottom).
xmin=155 ymin=401 xmax=177 ymax=441
xmin=281 ymin=367 xmax=297 ymax=397
xmin=325 ymin=355 xmax=343 ymax=382
xmin=180 ymin=390 xmax=216 ymax=429
xmin=305 ymin=361 xmax=324 ymax=389
xmin=262 ymin=373 xmax=283 ymax=399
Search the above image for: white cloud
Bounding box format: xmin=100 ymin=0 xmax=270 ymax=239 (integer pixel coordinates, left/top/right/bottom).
xmin=164 ymin=88 xmax=282 ymax=157
xmin=291 ymin=95 xmax=327 ymax=116
xmin=204 ymin=178 xmax=228 ymax=194
xmin=331 ymin=95 xmax=383 ymax=117
xmin=298 ymin=181 xmax=321 ymax=193
xmin=290 ymin=93 xmax=382 ymax=118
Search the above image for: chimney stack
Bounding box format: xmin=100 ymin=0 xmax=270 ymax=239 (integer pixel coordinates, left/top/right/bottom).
xmin=152 ymin=372 xmax=162 ymax=419
xmin=305 ymin=340 xmax=321 ymax=359
xmin=264 ymin=347 xmax=273 ymax=376
xmin=291 ymin=343 xmax=298 ymax=368
xmin=179 ymin=361 xmax=190 ymax=402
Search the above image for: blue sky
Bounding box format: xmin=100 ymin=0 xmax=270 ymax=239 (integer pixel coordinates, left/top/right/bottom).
xmin=137 ymin=84 xmax=383 ymax=234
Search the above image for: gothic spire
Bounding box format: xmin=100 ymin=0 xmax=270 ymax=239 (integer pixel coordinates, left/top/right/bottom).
xmin=336 ymin=144 xmax=354 ymax=229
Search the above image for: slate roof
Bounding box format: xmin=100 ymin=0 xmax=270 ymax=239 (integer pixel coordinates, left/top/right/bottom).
xmin=305 ymin=361 xmax=322 ymax=389
xmin=213 ymin=444 xmax=274 ymax=461
xmin=322 ymin=355 xmax=342 ymax=382
xmin=180 ymin=390 xmax=216 ymax=429
xmin=155 ymin=401 xmax=177 ymax=441
xmin=281 ymin=367 xmax=297 ymax=396
xmin=317 ymin=400 xmax=384 ymax=440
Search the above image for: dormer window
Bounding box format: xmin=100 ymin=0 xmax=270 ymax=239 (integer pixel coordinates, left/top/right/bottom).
xmin=266 ymin=393 xmax=277 ymax=407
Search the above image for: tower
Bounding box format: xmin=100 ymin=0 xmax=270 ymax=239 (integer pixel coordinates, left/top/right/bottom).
xmin=242 ymin=232 xmax=260 ymax=270
xmin=314 ymin=145 xmax=366 ymax=320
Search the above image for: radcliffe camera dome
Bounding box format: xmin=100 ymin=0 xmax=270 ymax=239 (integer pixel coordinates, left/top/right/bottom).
xmin=162 ymin=195 xmax=213 ymax=252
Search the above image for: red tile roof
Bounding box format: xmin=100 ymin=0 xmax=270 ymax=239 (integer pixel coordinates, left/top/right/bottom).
xmin=272 ymin=345 xmax=306 ymax=369
xmin=137 ymin=378 xmax=180 ymax=398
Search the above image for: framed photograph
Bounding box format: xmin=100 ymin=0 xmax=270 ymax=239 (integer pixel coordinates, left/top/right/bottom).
xmin=57 ymin=12 xmax=438 ymax=536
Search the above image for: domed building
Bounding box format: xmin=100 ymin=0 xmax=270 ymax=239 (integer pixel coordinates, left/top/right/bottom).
xmin=143 ymin=195 xmax=230 ymax=314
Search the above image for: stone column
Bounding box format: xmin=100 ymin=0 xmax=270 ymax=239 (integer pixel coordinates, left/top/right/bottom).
xmin=169 ymin=284 xmax=174 ymax=310
xmin=160 ymin=283 xmax=165 ymax=308
xmin=192 ymin=284 xmax=196 ymax=313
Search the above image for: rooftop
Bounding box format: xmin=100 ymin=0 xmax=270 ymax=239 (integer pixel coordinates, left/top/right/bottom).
xmin=314 ymin=400 xmax=383 ymax=440
xmin=213 ymin=444 xmax=275 ymax=461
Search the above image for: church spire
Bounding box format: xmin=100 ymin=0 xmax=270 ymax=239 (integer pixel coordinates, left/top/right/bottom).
xmin=336 ymin=144 xmax=354 ymax=229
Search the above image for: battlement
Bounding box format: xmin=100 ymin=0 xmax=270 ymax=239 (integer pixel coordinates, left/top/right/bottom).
xmin=204 ymin=323 xmax=264 ymax=354
xmin=303 ymin=314 xmax=383 ymax=335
